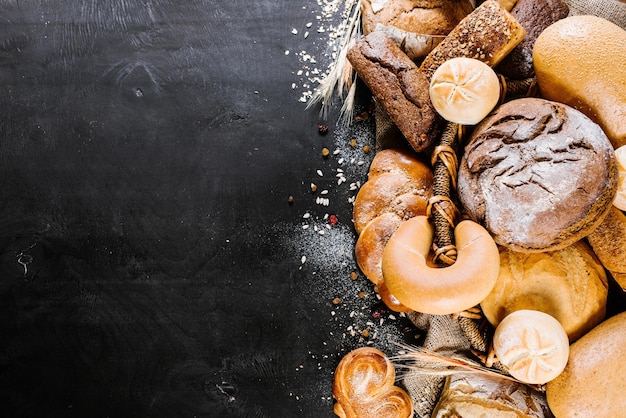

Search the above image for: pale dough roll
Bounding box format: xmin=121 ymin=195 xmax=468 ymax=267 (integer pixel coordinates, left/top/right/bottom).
xmin=493 ymin=310 xmax=569 ymax=385
xmin=480 ymin=240 xmax=609 ymax=342
xmin=429 ymin=57 xmax=500 ymax=125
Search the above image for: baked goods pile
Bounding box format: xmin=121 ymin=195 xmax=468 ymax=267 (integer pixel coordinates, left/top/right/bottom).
xmin=325 ymin=0 xmax=626 ymax=416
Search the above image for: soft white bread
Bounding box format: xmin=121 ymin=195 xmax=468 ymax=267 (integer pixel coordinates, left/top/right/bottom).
xmin=546 ymin=311 xmax=626 ymax=418
xmin=429 ymin=57 xmax=501 ymax=125
xmin=533 ymin=15 xmax=626 ymax=149
xmin=493 ymin=310 xmax=569 ymax=385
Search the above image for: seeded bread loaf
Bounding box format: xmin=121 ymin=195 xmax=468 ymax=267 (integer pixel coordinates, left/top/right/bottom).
xmin=419 ymin=0 xmax=526 ymax=79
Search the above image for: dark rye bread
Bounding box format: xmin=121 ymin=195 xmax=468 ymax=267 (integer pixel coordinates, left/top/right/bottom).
xmin=457 ymin=98 xmax=618 ymax=252
xmin=495 ymin=0 xmax=569 ymax=80
xmin=347 ymin=31 xmax=443 ymax=153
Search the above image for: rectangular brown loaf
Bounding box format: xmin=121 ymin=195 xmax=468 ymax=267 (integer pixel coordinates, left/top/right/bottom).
xmin=419 ymin=0 xmax=526 ymax=79
xmin=347 ymin=31 xmax=442 ymax=152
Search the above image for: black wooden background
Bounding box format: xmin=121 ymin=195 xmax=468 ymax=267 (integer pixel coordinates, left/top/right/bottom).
xmin=0 ymin=1 xmax=415 ymax=417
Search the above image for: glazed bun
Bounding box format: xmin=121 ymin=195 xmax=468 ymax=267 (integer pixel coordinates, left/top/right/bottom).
xmin=480 ymin=241 xmax=608 ymax=342
xmin=382 ymin=216 xmax=500 ymax=315
xmin=458 ymin=98 xmax=618 ymax=252
xmin=333 ymin=347 xmax=413 ymax=418
xmin=429 ymin=57 xmax=500 ymax=125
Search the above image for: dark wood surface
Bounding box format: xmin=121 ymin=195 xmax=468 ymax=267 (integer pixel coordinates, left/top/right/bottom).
xmin=0 ymin=1 xmax=414 ymax=417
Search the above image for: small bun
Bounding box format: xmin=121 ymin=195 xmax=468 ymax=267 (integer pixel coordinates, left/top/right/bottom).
xmin=493 ymin=310 xmax=569 ymax=385
xmin=333 ymin=347 xmax=413 ymax=418
xmin=429 ymin=57 xmax=500 ymax=125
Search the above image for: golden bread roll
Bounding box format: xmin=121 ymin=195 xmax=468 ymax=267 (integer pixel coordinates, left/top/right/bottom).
xmin=458 ymin=98 xmax=618 ymax=252
xmin=432 ymin=372 xmax=553 ymax=417
xmin=355 ymin=212 xmax=403 ymax=286
xmin=353 ymin=149 xmax=432 ymax=235
xmin=614 ymin=145 xmax=626 ymax=211
xmin=360 ymin=0 xmax=474 ymax=36
xmin=586 ymin=205 xmax=626 ymax=279
xmin=493 ymin=310 xmax=569 ymax=385
xmin=429 ymin=57 xmax=500 ymax=125
xmin=533 ymin=15 xmax=626 ymax=149
xmin=382 ymin=216 xmax=500 ymax=315
xmin=419 ymin=0 xmax=526 ymax=79
xmin=480 ymin=241 xmax=609 ymax=342
xmin=333 ymin=347 xmax=413 ymax=418
xmin=546 ymin=311 xmax=626 ymax=418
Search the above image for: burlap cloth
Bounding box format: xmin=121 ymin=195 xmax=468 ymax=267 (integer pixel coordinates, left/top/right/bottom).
xmin=373 ymin=5 xmax=625 ymax=416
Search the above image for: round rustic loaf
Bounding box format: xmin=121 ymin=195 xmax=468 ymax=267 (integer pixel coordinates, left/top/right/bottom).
xmin=480 ymin=241 xmax=608 ymax=342
xmin=457 ymin=97 xmax=618 ymax=252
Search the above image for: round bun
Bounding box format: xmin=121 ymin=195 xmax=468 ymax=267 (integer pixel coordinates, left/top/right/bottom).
xmin=533 ymin=15 xmax=626 ymax=149
xmin=458 ymin=97 xmax=618 ymax=252
xmin=480 ymin=241 xmax=608 ymax=342
xmin=382 ymin=216 xmax=500 ymax=315
xmin=546 ymin=311 xmax=626 ymax=418
xmin=333 ymin=347 xmax=413 ymax=418
xmin=360 ymin=0 xmax=473 ymax=36
xmin=493 ymin=310 xmax=569 ymax=385
xmin=614 ymin=145 xmax=626 ymax=211
xmin=429 ymin=57 xmax=500 ymax=125
xmin=353 ymin=149 xmax=432 ymax=235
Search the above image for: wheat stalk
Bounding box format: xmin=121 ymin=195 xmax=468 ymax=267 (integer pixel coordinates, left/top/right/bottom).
xmin=307 ymin=0 xmax=362 ymax=125
xmin=391 ymin=343 xmax=520 ymax=384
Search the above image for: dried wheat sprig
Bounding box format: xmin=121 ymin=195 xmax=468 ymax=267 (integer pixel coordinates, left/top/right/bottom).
xmin=390 ymin=343 xmax=520 ymax=384
xmin=307 ymin=0 xmax=362 ymax=124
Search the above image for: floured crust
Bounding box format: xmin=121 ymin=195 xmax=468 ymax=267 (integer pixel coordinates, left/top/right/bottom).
xmin=360 ymin=0 xmax=474 ymax=36
xmin=458 ymin=97 xmax=618 ymax=252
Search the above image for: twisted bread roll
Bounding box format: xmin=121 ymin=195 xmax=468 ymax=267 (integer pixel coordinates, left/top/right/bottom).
xmin=382 ymin=216 xmax=500 ymax=315
xmin=333 ymin=347 xmax=413 ymax=418
xmin=353 ymin=149 xmax=433 ymax=235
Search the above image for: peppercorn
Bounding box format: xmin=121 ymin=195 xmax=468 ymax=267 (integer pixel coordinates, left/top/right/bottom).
xmin=317 ymin=124 xmax=329 ymax=135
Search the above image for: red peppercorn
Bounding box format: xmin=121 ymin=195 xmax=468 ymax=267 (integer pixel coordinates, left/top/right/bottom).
xmin=328 ymin=214 xmax=338 ymax=225
xmin=317 ymin=124 xmax=329 ymax=135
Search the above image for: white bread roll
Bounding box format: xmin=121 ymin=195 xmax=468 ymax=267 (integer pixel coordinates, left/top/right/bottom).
xmin=429 ymin=57 xmax=500 ymax=125
xmin=493 ymin=310 xmax=569 ymax=385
